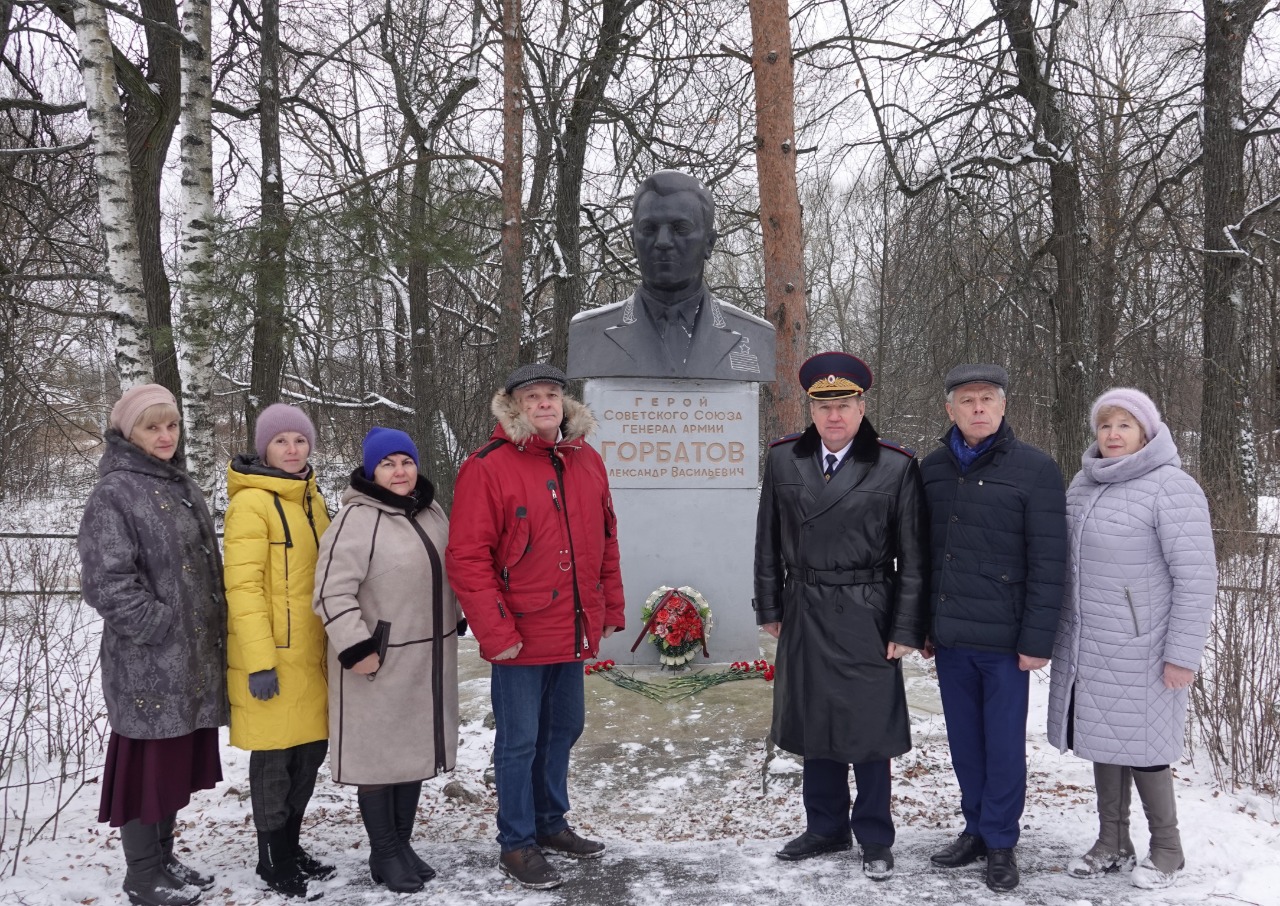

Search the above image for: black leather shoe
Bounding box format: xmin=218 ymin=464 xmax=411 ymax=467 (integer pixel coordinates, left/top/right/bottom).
xmin=776 ymin=830 xmax=853 ymax=861
xmin=985 ymin=848 xmax=1019 ymax=892
xmin=931 ymin=833 xmax=987 ymax=868
xmin=861 ymin=843 xmax=894 ymax=881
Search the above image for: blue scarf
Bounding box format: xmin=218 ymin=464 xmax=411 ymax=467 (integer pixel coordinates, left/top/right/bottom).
xmin=947 ymin=425 xmax=997 ymax=474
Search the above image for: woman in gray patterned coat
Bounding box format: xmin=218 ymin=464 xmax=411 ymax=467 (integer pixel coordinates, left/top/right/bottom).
xmin=78 ymin=384 xmax=228 ymax=906
xmin=1047 ymin=388 xmax=1216 ymax=891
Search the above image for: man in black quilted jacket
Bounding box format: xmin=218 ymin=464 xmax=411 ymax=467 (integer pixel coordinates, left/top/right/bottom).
xmin=919 ymin=364 xmax=1067 ymax=893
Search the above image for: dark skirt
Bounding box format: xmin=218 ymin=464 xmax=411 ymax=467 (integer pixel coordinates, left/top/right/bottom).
xmin=98 ymin=728 xmax=223 ymax=827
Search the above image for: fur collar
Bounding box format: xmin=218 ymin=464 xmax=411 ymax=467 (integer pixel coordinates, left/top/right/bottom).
xmin=490 ymin=389 xmax=598 ymax=446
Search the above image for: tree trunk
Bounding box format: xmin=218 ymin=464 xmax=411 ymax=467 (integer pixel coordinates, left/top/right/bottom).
xmin=247 ymin=0 xmax=292 ymax=438
xmin=749 ymin=0 xmax=807 ymax=441
xmin=1200 ymin=0 xmax=1264 ymax=530
xmin=995 ymin=0 xmax=1088 ymax=472
xmin=547 ymin=0 xmax=638 ymax=370
xmin=130 ymin=0 xmax=183 ymax=401
xmin=495 ymin=0 xmax=523 ymax=375
xmin=407 ymin=155 xmax=454 ymax=506
xmin=71 ymin=0 xmax=152 ymax=389
xmin=176 ymin=0 xmax=216 ymax=494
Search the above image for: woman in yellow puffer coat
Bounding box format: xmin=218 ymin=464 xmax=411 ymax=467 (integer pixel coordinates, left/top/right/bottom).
xmin=224 ymin=404 xmax=332 ymax=899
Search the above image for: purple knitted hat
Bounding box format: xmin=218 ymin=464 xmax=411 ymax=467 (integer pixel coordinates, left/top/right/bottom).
xmin=1090 ymin=387 xmax=1161 ymax=440
xmin=254 ymin=404 xmax=317 ymax=460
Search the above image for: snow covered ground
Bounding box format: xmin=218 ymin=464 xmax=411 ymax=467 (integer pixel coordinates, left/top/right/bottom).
xmin=0 ymin=638 xmax=1277 ymax=906
xmin=2 ymin=496 xmax=1277 ymax=905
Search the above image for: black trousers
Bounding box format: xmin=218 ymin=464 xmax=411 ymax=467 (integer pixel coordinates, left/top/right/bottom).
xmin=802 ymin=757 xmax=894 ymax=847
xmin=249 ymin=740 xmax=328 ymax=832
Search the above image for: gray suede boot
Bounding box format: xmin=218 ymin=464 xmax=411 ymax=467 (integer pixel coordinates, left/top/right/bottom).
xmin=1068 ymin=763 xmax=1136 ymax=878
xmin=1131 ymin=768 xmax=1185 ymax=889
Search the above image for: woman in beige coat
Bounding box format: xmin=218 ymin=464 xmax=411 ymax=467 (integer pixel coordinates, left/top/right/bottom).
xmin=312 ymin=427 xmax=462 ymax=893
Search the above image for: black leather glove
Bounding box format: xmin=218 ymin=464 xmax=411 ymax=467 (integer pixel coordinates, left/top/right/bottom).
xmin=248 ymin=669 xmax=280 ymax=701
xmin=457 ymin=618 xmax=468 ymax=637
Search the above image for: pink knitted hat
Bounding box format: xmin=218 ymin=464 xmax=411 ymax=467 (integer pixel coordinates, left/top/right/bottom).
xmin=254 ymin=403 xmax=317 ymax=460
xmin=109 ymin=384 xmax=178 ymax=436
xmin=1090 ymin=387 xmax=1161 ymax=440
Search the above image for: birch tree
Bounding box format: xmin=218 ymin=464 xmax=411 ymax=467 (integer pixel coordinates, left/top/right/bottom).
xmin=176 ymin=0 xmax=216 ymax=490
xmin=68 ymin=0 xmax=151 ymax=389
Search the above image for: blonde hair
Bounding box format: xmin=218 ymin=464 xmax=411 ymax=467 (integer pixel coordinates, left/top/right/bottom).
xmin=1094 ymin=405 xmax=1147 ymax=441
xmin=130 ymin=403 xmax=181 ymax=437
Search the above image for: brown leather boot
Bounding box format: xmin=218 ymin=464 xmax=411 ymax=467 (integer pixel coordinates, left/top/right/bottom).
xmin=499 ymin=846 xmax=563 ymax=889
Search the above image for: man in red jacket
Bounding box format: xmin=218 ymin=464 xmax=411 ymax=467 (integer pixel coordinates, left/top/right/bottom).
xmin=446 ymin=363 xmax=626 ymax=890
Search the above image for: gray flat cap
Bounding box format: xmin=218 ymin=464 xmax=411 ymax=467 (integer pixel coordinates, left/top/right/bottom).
xmin=505 ymin=363 xmax=568 ymax=395
xmin=944 ymin=363 xmax=1008 ymax=394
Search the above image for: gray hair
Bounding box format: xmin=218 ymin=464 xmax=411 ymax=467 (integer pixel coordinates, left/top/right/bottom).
xmin=946 ymin=384 xmax=1007 ymax=405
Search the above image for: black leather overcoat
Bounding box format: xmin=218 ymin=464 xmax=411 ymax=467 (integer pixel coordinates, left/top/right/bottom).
xmin=753 ymin=418 xmax=929 ymax=763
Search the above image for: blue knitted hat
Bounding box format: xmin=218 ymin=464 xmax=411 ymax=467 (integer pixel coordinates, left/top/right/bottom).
xmin=362 ymin=427 xmax=419 ymax=479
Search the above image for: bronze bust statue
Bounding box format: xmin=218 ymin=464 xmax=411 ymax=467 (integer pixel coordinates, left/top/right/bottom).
xmin=567 ymin=170 xmax=776 ymax=381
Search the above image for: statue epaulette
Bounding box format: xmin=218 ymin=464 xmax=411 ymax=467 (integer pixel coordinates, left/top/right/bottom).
xmin=877 ymin=438 xmax=915 ymax=458
xmin=769 ymin=432 xmax=804 ymax=448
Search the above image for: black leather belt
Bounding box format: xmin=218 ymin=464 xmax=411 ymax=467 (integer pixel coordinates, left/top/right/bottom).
xmin=792 ymin=566 xmax=890 ymax=586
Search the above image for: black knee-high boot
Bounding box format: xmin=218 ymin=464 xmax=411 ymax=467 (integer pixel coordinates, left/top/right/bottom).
xmin=358 ymin=787 xmax=423 ymax=893
xmin=391 ymin=782 xmax=436 ymax=882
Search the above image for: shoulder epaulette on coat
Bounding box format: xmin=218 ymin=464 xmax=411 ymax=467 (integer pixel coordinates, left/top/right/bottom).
xmin=877 ymin=438 xmax=915 ymax=458
xmin=769 ymin=432 xmax=804 ymax=448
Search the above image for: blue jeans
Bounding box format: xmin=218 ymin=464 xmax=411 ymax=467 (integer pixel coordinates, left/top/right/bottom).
xmin=490 ymin=661 xmax=585 ymax=852
xmin=934 ymin=645 xmax=1029 ymax=848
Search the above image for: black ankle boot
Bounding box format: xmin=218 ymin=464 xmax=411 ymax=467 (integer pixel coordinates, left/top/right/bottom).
xmin=256 ymin=829 xmax=308 ymax=898
xmin=391 ymin=782 xmax=436 ymax=882
xmin=358 ymin=788 xmax=423 ymax=893
xmin=119 ymin=820 xmax=201 ymax=906
xmin=285 ymin=813 xmax=336 ymax=880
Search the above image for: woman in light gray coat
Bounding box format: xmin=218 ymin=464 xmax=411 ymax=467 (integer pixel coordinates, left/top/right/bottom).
xmin=313 ymin=427 xmax=461 ymax=894
xmin=1047 ymin=388 xmax=1215 ymax=890
xmin=78 ymin=384 xmax=228 ymax=906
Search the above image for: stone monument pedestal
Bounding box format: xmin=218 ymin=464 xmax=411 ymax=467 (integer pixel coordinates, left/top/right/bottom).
xmin=584 ymin=379 xmax=762 ymax=665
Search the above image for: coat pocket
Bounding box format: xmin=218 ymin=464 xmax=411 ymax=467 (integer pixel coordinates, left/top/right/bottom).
xmin=506 ymin=588 xmax=559 ymax=617
xmin=979 ymin=561 xmax=1027 ymax=585
xmin=1123 ymin=587 xmax=1140 ymax=637
xmin=500 ymin=507 xmax=531 ymax=591
xmin=372 ymin=619 xmax=391 ymax=673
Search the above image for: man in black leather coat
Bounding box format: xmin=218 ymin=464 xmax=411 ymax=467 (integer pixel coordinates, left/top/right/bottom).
xmin=753 ymin=352 xmax=928 ymax=881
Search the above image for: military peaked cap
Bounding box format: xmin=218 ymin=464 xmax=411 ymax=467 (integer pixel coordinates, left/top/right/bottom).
xmin=799 ymin=351 xmax=873 ymax=399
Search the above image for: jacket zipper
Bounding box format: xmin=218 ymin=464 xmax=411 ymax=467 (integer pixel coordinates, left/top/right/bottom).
xmin=407 ymin=516 xmax=450 ymax=774
xmin=271 ymin=493 xmax=293 ymax=648
xmin=304 ymin=488 xmax=320 ymax=546
xmin=1123 ymin=587 xmax=1140 ymax=637
xmin=550 ymin=455 xmax=588 ymax=659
